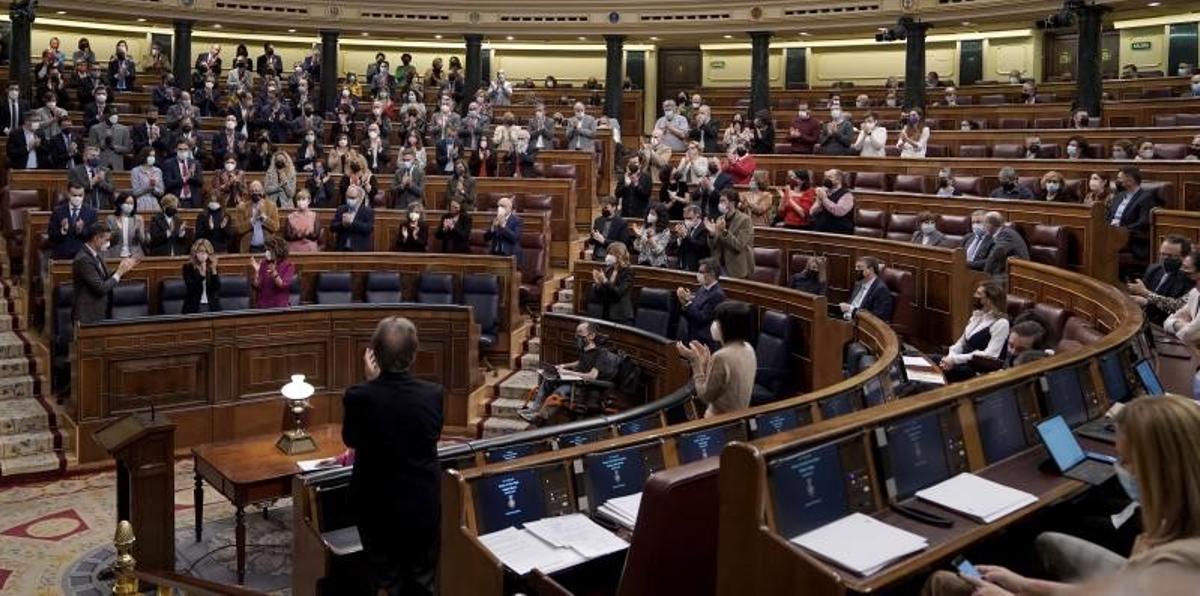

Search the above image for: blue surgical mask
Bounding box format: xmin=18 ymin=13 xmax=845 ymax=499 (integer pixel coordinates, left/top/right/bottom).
xmin=1114 ymin=462 xmax=1139 ymax=502
xmin=972 ymin=223 xmax=985 ymax=236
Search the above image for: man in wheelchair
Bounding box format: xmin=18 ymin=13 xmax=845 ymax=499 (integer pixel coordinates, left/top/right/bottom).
xmin=518 ymin=321 xmax=625 ymax=426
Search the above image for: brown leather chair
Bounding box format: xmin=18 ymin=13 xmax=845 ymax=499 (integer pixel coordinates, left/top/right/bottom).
xmin=1176 ymin=114 xmax=1200 ymax=126
xmin=880 ymin=267 xmax=914 ymax=337
xmin=992 ymin=144 xmax=1025 ymax=158
xmin=518 ymin=232 xmax=548 ymax=309
xmin=853 ymin=209 xmax=887 ymax=238
xmin=468 ymin=229 xmax=489 ymax=254
xmin=893 ymin=175 xmax=927 ymax=194
xmin=1057 ymin=317 xmax=1105 ymax=354
xmin=884 ymin=145 xmax=902 ymax=157
xmin=476 ymin=192 xmax=504 ymax=211
xmin=749 ymin=247 xmax=784 ymax=286
xmin=853 ymin=171 xmax=891 ymax=192
xmin=1154 ymin=144 xmax=1189 ymax=160
xmin=998 ymin=118 xmax=1028 ymax=129
xmin=925 ymin=145 xmax=948 ymax=158
xmin=951 ymin=176 xmax=985 ymax=197
xmin=938 ymin=214 xmax=971 ymax=246
xmin=1034 ymin=117 xmax=1066 ymax=129
xmin=1154 ymin=114 xmax=1178 ymax=127
xmin=1036 ymin=144 xmax=1061 ymax=159
xmin=959 ymin=145 xmax=990 ymax=158
xmin=789 ymin=253 xmax=816 ymax=280
xmin=1063 ymin=178 xmax=1085 ymax=198
xmin=1027 ymin=224 xmax=1070 ymax=268
xmin=1142 ymin=88 xmax=1173 ymax=99
xmin=1006 ymin=294 xmax=1035 ymax=319
xmin=1017 ymin=176 xmax=1043 ymax=197
xmin=545 ymin=164 xmax=576 ymax=180
xmin=1141 ymin=181 xmax=1175 ymax=209
xmin=616 ymin=458 xmax=720 ymax=596
xmin=4 ymin=189 xmax=41 ymax=275
xmin=1033 ymin=302 xmax=1073 ymax=340
xmin=886 ymin=212 xmax=919 ymax=242
xmin=518 ymin=194 xmax=552 ymax=212
xmin=979 ymin=94 xmax=1006 ymax=105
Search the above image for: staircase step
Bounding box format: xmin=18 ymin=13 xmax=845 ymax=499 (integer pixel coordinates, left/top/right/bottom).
xmin=498 ymin=370 xmax=540 ymax=400
xmin=0 ymin=333 xmax=25 ymax=359
xmin=526 ymin=336 xmax=541 ymax=355
xmin=0 ymin=399 xmax=51 ymax=436
xmin=561 ymin=275 xmax=574 ymax=288
xmin=487 ymin=397 xmax=529 ymax=419
xmin=0 ymin=430 xmax=57 ymax=459
xmin=0 ymin=375 xmax=35 ymax=401
xmin=0 ymin=357 xmax=31 ymax=378
xmin=557 ymin=288 xmax=575 ymax=303
xmin=550 ymin=302 xmax=573 ymax=314
xmin=520 ymin=352 xmax=541 ymax=371
xmin=0 ymin=451 xmax=64 ymax=477
xmin=480 ymin=416 xmax=534 ymax=438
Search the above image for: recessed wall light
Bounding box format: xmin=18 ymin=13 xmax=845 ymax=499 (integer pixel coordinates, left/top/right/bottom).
xmin=798 ymin=32 xmax=811 ymax=36
xmin=961 ymin=21 xmax=972 ymax=26
xmin=361 ymin=32 xmax=370 ymax=36
xmin=212 ymin=24 xmax=222 ymax=29
xmin=136 ymin=18 xmax=147 ymax=22
xmin=649 ymin=36 xmax=660 ymax=41
xmin=578 ymin=36 xmax=588 ymax=41
xmin=723 ymin=34 xmax=733 ymax=39
xmin=506 ymin=35 xmax=514 ymax=40
xmin=1147 ymin=1 xmax=1161 ymax=5
xmin=287 ymin=28 xmax=296 ymax=33
xmin=435 ymin=34 xmax=443 ymax=39
xmin=55 ymin=10 xmax=66 ymax=15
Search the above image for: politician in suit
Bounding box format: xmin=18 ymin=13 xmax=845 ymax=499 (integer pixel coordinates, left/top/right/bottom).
xmin=256 ymin=45 xmax=283 ymax=78
xmin=343 ymin=317 xmax=443 ymax=595
xmin=1128 ymin=235 xmax=1195 ymax=326
xmin=565 ymin=102 xmax=597 ymax=152
xmin=71 ymin=223 xmax=139 ymax=322
xmin=485 ymin=197 xmax=523 ymax=260
xmin=46 ymin=121 xmax=82 ymax=169
xmin=86 ymin=113 xmax=133 ymax=171
xmin=838 ymin=256 xmax=895 ymax=323
xmin=980 ymin=212 xmax=1031 ymax=278
xmin=962 ymin=211 xmax=996 ymax=271
xmin=49 ymin=184 xmax=99 ymax=260
xmin=161 ymin=142 xmax=205 ymax=208
xmin=587 ymin=196 xmax=629 ymax=262
xmin=330 ymin=186 xmax=375 ymax=252
xmin=706 ymin=191 xmax=755 ymax=279
xmin=0 ymin=86 xmax=31 ymax=136
xmin=1107 ymin=166 xmax=1157 ymax=263
xmin=678 ymin=258 xmax=728 ymax=348
xmin=670 ymin=205 xmax=712 ymax=272
xmin=391 ymin=149 xmax=426 ymax=209
xmin=68 ymin=149 xmax=116 ymax=211
xmin=7 ymin=113 xmax=45 ymax=170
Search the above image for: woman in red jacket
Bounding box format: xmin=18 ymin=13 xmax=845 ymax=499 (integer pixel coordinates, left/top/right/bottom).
xmin=776 ymin=169 xmax=815 ymax=229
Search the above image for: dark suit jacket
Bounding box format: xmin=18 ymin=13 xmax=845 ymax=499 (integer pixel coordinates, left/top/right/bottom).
xmin=1107 ymin=188 xmax=1156 ymax=261
xmin=963 ymin=232 xmax=997 ymax=271
xmin=617 ymin=171 xmax=653 ymax=219
xmin=49 ymin=204 xmax=98 ymax=260
xmin=435 ymin=138 xmax=463 ymax=173
xmin=182 ymin=262 xmax=222 ymax=313
xmin=588 ymin=266 xmax=635 ymax=324
xmin=983 ymin=226 xmax=1031 ymax=276
xmin=672 ymin=224 xmax=711 ymax=272
xmin=588 ymin=214 xmax=629 ymax=260
xmin=507 ymin=148 xmax=540 ymax=178
xmin=211 ymin=131 xmax=247 ymax=166
xmin=46 ymin=130 xmax=81 ymax=169
xmin=71 ymin=245 xmax=117 ymax=322
xmin=160 ymin=157 xmax=205 ymax=208
xmin=849 ymin=278 xmax=896 ymax=322
xmin=331 ymin=205 xmax=375 ymax=251
xmin=0 ymin=99 xmax=30 ymax=135
xmin=395 ymin=219 xmax=429 ymax=252
xmin=689 ymin=120 xmax=721 ymax=154
xmin=682 ymin=283 xmax=727 ymax=347
xmin=7 ymin=128 xmax=44 ymax=169
xmin=485 ymin=215 xmax=522 ymax=259
xmin=256 ymin=54 xmax=283 ymax=77
xmin=1142 ymin=262 xmax=1194 ymax=325
xmin=342 ymin=371 xmax=444 ymax=567
xmin=435 ymin=213 xmax=472 ymax=253
xmin=131 ymin=123 xmax=168 ymax=157
xmin=145 ymin=212 xmax=191 ymax=256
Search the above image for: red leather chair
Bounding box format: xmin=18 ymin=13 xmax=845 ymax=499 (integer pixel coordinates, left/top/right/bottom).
xmin=992 ymin=144 xmax=1025 ymax=159
xmin=853 ymin=171 xmax=891 ymax=192
xmin=1057 ymin=317 xmax=1105 ymax=354
xmin=518 ymin=194 xmax=552 ymax=212
xmin=938 ymin=214 xmax=971 ymax=246
xmin=518 ymin=232 xmax=548 ymax=310
xmin=476 ymin=192 xmax=504 ymax=211
xmin=884 ymin=146 xmax=901 ymax=157
xmin=1154 ymin=114 xmax=1178 ymax=127
xmin=3 ymin=189 xmax=41 ymax=276
xmin=1036 ymin=144 xmax=1061 ymax=159
xmin=545 ymin=164 xmax=576 ymax=180
xmin=886 ymin=212 xmax=919 ymax=242
xmin=951 ymin=176 xmax=985 ymax=197
xmin=880 ymin=267 xmax=914 ymax=337
xmin=749 ymin=247 xmax=784 ymax=286
xmin=979 ymin=94 xmax=1006 ymax=105
xmin=1034 ymin=118 xmax=1066 ymax=129
xmin=1154 ymin=144 xmax=1189 ymax=160
xmin=1027 ymin=224 xmax=1070 ymax=268
xmin=1006 ymin=294 xmax=1035 ymax=319
xmin=1017 ymin=176 xmax=1043 ymax=197
xmin=468 ymin=229 xmax=489 ymax=254
xmin=959 ymin=145 xmax=990 ymax=158
xmin=925 ymin=145 xmax=948 ymax=158
xmin=1176 ymin=114 xmax=1200 ymax=126
xmin=1141 ymin=181 xmax=1175 ymax=209
xmin=1033 ymin=303 xmax=1074 ymax=340
xmin=853 ymin=209 xmax=888 ymax=238
xmin=998 ymin=118 xmax=1028 ymax=129
xmin=893 ymin=175 xmax=927 ymax=194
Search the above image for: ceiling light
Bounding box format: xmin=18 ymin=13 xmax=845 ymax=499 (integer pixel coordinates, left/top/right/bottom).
xmin=506 ymin=35 xmax=514 ymax=40
xmin=55 ymin=10 xmax=66 ymax=15
xmin=287 ymin=28 xmax=296 ymax=33
xmin=212 ymin=24 xmax=222 ymax=29
xmin=723 ymin=35 xmax=733 ymax=39
xmin=435 ymin=34 xmax=443 ymax=39
xmin=649 ymin=36 xmax=660 ymax=41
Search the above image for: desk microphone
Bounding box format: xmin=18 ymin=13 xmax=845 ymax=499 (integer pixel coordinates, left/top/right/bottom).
xmin=127 ymin=395 xmax=156 ymax=421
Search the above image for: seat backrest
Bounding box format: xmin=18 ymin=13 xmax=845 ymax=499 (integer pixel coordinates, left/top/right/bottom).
xmin=998 ymin=118 xmax=1028 ymax=129
xmin=364 ymin=271 xmax=403 ymax=303
xmin=519 ymin=232 xmax=548 ymax=285
xmin=633 ymin=287 xmax=675 ymax=338
xmin=754 ymin=309 xmax=795 ymax=399
xmin=1141 ymin=181 xmax=1174 ymax=209
xmin=476 ymin=192 xmax=503 ymax=211
xmin=938 ymin=214 xmax=970 ymax=246
xmin=469 ymin=229 xmax=489 ymax=254
xmin=893 ymin=174 xmax=927 ymax=194
xmin=1028 ymin=224 xmax=1069 ymax=268
xmin=4 ymin=189 xmax=41 ymax=234
xmin=1033 ymin=117 xmax=1066 ymax=129
xmin=53 ymin=283 xmax=75 ymax=348
xmin=545 ymin=164 xmax=576 ymax=179
xmin=1017 ymin=176 xmax=1042 ymax=197
xmin=1036 ymin=143 xmax=1061 ymax=159
xmin=925 ymin=145 xmax=948 ymax=158
xmin=462 ymin=273 xmax=500 ymax=335
xmin=853 ymin=172 xmax=891 ymax=192
xmin=518 ymin=194 xmax=553 ymax=212
xmin=289 ymin=276 xmax=302 ymax=306
xmin=1142 ymin=87 xmax=1172 ymax=99
xmin=1154 ymin=114 xmax=1179 ymax=127
xmin=616 ymin=458 xmax=720 ymax=596
xmin=951 ymin=175 xmax=985 ymax=197
xmin=853 ymin=208 xmax=887 ymax=238
xmin=417 ymin=272 xmax=456 ymax=305
xmin=1033 ymin=302 xmax=1073 ymax=339
xmin=1176 ymin=114 xmax=1200 ymax=126
xmin=1006 ymin=294 xmax=1035 ymax=319
xmin=159 ymin=278 xmax=187 ymax=315
xmin=1155 ymin=143 xmax=1188 ymax=160
xmin=886 ymin=212 xmax=919 ymax=241
xmin=218 ymin=275 xmax=251 ymax=310
xmin=315 ymin=271 xmax=353 ymax=305
xmin=1057 ymin=317 xmax=1104 ymax=354
xmin=992 ymin=143 xmax=1025 ymax=158
xmin=979 ymin=94 xmax=1006 ymax=105
xmin=958 ymin=145 xmax=990 ymax=158
xmin=109 ymin=280 xmax=150 ymax=320
xmin=749 ymin=247 xmax=783 ymax=286
xmin=879 ymin=268 xmax=914 ymax=336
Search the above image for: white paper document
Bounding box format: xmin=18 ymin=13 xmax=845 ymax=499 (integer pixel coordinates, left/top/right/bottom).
xmin=596 ymin=492 xmax=642 ymax=530
xmin=906 ymin=370 xmax=947 ymax=385
xmin=790 ymin=513 xmax=928 ymax=576
xmin=477 ymin=526 xmax=586 ymax=575
xmin=523 ymin=513 xmax=629 ymax=559
xmin=916 ymin=473 xmax=1038 ymax=523
xmin=903 ymin=355 xmax=932 ymax=367
xmin=296 ymin=458 xmax=340 ymax=472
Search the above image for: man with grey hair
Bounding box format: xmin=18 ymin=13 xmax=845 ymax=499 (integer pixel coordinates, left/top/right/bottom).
xmin=975 ymin=210 xmax=1030 ymax=277
xmin=343 ymin=316 xmax=443 ymax=596
xmin=989 ymin=166 xmax=1033 ymax=200
xmin=655 ymin=99 xmax=690 ymax=152
xmin=566 ymin=101 xmax=596 ymax=152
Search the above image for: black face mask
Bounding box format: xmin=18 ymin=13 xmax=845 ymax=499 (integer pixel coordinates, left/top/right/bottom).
xmin=575 ymin=335 xmax=588 ymax=350
xmin=736 ymin=147 xmax=748 ymax=157
xmin=972 ymin=297 xmax=984 ymax=310
xmin=1003 ymin=181 xmax=1016 ymax=190
xmin=164 ymin=207 xmax=178 ymax=217
xmin=823 ymin=179 xmax=835 ymax=189
xmin=855 ymin=270 xmax=865 ymax=282
xmin=1163 ymin=256 xmax=1183 ymax=273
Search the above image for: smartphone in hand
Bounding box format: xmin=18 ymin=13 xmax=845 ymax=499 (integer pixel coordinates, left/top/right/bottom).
xmin=951 ymin=555 xmax=982 ymax=580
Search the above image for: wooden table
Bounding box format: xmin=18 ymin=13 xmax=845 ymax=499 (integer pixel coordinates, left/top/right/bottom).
xmin=191 ymin=425 xmax=346 ymax=584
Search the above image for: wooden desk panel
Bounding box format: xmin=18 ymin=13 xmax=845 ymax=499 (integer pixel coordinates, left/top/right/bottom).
xmin=1151 ymin=208 xmax=1200 ymax=251
xmin=72 ymin=304 xmax=480 ymax=463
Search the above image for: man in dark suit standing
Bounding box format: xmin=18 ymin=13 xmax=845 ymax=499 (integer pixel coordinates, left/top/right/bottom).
xmin=677 ymin=258 xmax=727 ymax=349
xmin=161 ymin=140 xmax=204 ymax=208
xmin=342 ymin=317 xmax=443 ymax=596
xmin=46 ymin=116 xmax=81 ymax=169
xmin=838 ymin=256 xmax=895 ymax=323
xmin=131 ymin=110 xmax=167 ymax=160
xmin=981 ymin=211 xmax=1030 ymax=278
xmin=50 ymin=183 xmax=99 ymax=260
xmin=7 ymin=113 xmax=44 ymax=170
xmin=670 ymin=204 xmax=711 ymax=272
xmin=1107 ymin=165 xmax=1156 ymax=264
xmin=587 ymin=196 xmax=628 ymax=262
xmin=1128 ymin=234 xmax=1195 ymax=325
xmin=485 ymin=196 xmax=523 ymax=260
xmin=963 ymin=209 xmax=996 ymax=271
xmin=0 ymin=83 xmax=31 ymax=136
xmin=71 ymin=223 xmax=139 ymax=322
xmin=255 ymin=43 xmax=283 ymax=78
xmin=616 ymin=155 xmax=652 ymax=219
xmin=330 ymin=185 xmax=375 ymax=251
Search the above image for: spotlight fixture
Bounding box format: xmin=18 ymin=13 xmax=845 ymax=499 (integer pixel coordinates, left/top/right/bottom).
xmin=875 ymin=16 xmax=916 ymax=42
xmin=1036 ymin=0 xmax=1088 ymax=29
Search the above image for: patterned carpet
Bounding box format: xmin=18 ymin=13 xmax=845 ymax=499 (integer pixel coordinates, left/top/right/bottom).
xmin=0 ymin=460 xmax=291 ymax=595
xmin=0 ymin=281 xmax=65 ymax=482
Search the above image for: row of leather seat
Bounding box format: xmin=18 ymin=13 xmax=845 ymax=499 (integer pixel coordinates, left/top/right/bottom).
xmin=844 ymin=170 xmax=1174 ymax=203
xmin=773 ymin=138 xmax=1196 ymax=159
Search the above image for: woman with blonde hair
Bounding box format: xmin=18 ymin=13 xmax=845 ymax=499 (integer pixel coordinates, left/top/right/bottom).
xmin=924 ymin=394 xmax=1200 ymax=595
xmin=284 ymin=189 xmax=320 ymax=253
xmin=264 ymin=150 xmax=297 ymax=208
xmin=1040 ymin=170 xmax=1078 ymax=202
xmin=740 ymin=170 xmax=777 ymax=227
xmin=182 ymin=238 xmax=222 ymax=313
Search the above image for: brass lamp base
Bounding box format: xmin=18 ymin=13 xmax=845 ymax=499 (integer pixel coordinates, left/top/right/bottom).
xmin=276 ymin=430 xmax=318 ymax=455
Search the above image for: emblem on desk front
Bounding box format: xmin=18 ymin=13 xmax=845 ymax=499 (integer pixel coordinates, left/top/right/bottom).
xmin=613 ymin=469 xmax=621 ymax=483
xmin=805 ymin=477 xmax=815 ymax=498
xmin=508 ymin=495 xmax=516 ymax=509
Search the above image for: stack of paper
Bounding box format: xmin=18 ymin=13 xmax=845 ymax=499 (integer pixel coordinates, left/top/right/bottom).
xmin=596 ymin=492 xmax=642 ymax=530
xmin=477 ymin=514 xmax=628 ymax=576
xmin=915 ymin=473 xmax=1038 ymax=523
xmin=790 ymin=513 xmax=928 ymax=576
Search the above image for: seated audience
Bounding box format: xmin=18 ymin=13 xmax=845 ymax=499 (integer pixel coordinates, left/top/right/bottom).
xmin=1065 ymin=135 xmax=1089 ymax=160
xmin=145 ymin=195 xmax=190 ymax=257
xmin=990 ymin=167 xmax=1034 ymax=200
xmin=1163 ymin=250 xmax=1200 ymax=344
xmin=973 ymin=211 xmax=1030 ymax=278
xmin=911 ymin=211 xmax=946 ymax=247
xmin=925 ymin=395 xmax=1200 ymax=596
xmin=726 ymin=145 xmax=757 ymax=185
xmin=655 ymin=99 xmax=690 ymax=152
xmin=934 ymin=168 xmax=962 ymax=197
xmin=284 ymin=190 xmax=320 ymax=253
xmin=1041 ymin=171 xmax=1078 ymax=202
xmin=670 ymin=205 xmax=711 ymax=272
xmin=809 ymin=169 xmax=855 ymax=234
xmin=707 ymin=191 xmax=755 ymax=279
xmin=1128 ymin=235 xmax=1194 ymax=326
xmin=485 ymin=197 xmax=522 ymax=259
xmin=182 ymin=239 xmax=222 ymax=314
xmin=249 ymin=236 xmax=294 ymax=309
xmin=105 ymin=192 xmax=145 ymax=259
xmin=332 ymin=185 xmax=375 ymax=252
xmin=161 ymin=140 xmax=203 ymax=208
xmin=70 ymin=145 xmax=115 ymax=210
xmin=7 ymin=112 xmax=44 ymax=170
xmin=396 ymin=205 xmax=428 ymax=253
xmin=691 ymin=161 xmax=724 ymax=219
xmin=1111 ymin=140 xmax=1135 ymax=160
xmin=1024 ymin=136 xmax=1044 ymax=160
xmin=588 ymin=242 xmax=634 ymax=325
xmin=789 ymin=256 xmax=827 ymax=296
xmin=1135 ymin=139 xmax=1158 ymax=161
xmin=676 ymin=301 xmax=757 ymax=417
xmin=1084 ymin=172 xmax=1114 ymax=207
xmin=938 ymin=282 xmax=1010 ymax=382
xmin=471 ymin=136 xmax=498 ymax=177
xmin=838 ymin=256 xmax=894 ymax=322
xmin=232 ymin=181 xmax=280 ymax=253
xmin=1107 ymin=165 xmax=1155 ymax=263
xmin=1187 ymin=134 xmax=1200 ymax=161
xmin=436 ymin=199 xmax=471 ymax=254
xmin=519 ymin=321 xmax=621 ymax=424
xmin=633 ymin=205 xmax=671 ymax=268
xmin=212 ymin=154 xmax=246 ymax=207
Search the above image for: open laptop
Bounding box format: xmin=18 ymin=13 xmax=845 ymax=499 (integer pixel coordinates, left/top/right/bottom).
xmin=1133 ymin=359 xmax=1165 ymax=397
xmin=1035 ymin=415 xmax=1116 ymax=486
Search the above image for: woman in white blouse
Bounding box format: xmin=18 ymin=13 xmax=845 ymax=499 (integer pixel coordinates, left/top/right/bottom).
xmin=897 ymin=108 xmax=931 ymax=158
xmin=852 ymin=111 xmax=888 ymax=157
xmin=104 ymin=192 xmax=146 ymax=259
xmin=673 ymin=142 xmax=709 ymax=184
xmin=938 ymin=282 xmax=1010 ymax=382
xmin=130 ymin=149 xmax=165 ymax=214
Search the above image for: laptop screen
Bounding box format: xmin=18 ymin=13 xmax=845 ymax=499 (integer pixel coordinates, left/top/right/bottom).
xmin=1099 ymin=351 xmax=1131 ymax=403
xmin=1035 ymin=415 xmax=1086 ymax=472
xmin=973 ymin=386 xmax=1028 ymax=464
xmin=1042 ymin=366 xmax=1089 ymax=427
xmin=1134 ymin=360 xmax=1164 ymax=397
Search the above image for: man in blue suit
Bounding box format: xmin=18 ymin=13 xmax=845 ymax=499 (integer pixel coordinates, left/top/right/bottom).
xmin=485 ymin=196 xmax=522 ymax=260
xmin=1107 ymin=165 xmax=1157 ymax=264
xmin=676 ymin=258 xmax=727 ymax=349
xmin=331 ymin=185 xmax=375 ymax=251
xmin=49 ymin=182 xmax=98 ymax=260
xmin=838 ymin=256 xmax=895 ymax=323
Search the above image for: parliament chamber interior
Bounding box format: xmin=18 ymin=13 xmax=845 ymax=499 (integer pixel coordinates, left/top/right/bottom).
xmin=0 ymin=0 xmax=1199 ymax=594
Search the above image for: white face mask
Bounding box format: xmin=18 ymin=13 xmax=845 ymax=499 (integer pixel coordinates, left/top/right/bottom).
xmin=264 ymin=250 xmax=274 ymax=261
xmin=409 ymin=212 xmax=421 ymax=222
xmin=647 ymin=214 xmax=658 ymax=224
xmin=297 ymin=199 xmax=310 ymax=209
xmin=710 ymin=321 xmax=724 ymax=344
xmin=920 ymin=222 xmax=936 ymax=234
xmin=1139 ymin=149 xmax=1155 ymax=159
xmin=208 ymin=201 xmax=221 ymax=210
xmin=972 ymin=223 xmax=986 ymax=235
xmin=177 ymin=151 xmax=189 ymax=161
xmin=1066 ymin=145 xmax=1079 ymax=157
xmin=604 ymin=254 xmax=617 ymax=266
xmin=368 ymin=130 xmax=379 ymax=139
xmin=226 ymin=121 xmax=236 ymax=130
xmin=120 ymin=203 xmax=133 ymax=214
xmin=830 ymin=110 xmax=842 ymax=120
xmin=1045 ymin=182 xmax=1061 ymax=194
xmin=7 ymin=90 xmax=17 ymax=100
xmin=497 ymin=206 xmax=508 ymax=217
xmin=101 ymin=240 xmax=111 ymax=251
xmin=338 ymin=139 xmax=348 ymax=148
xmin=718 ymin=202 xmax=728 ymax=215
xmin=46 ymin=102 xmax=56 ymax=110
xmin=108 ymin=115 xmax=119 ymax=125
xmin=96 ymin=94 xmax=107 ymax=103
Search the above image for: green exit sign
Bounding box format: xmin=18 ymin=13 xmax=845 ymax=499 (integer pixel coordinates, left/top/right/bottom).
xmin=1131 ymin=41 xmax=1153 ymax=50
